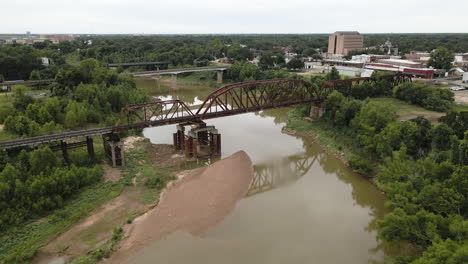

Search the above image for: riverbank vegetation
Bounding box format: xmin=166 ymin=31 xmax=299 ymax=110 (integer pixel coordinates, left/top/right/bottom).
xmin=0 ymin=138 xmax=176 ymax=264
xmin=287 ymin=81 xmax=468 ymax=263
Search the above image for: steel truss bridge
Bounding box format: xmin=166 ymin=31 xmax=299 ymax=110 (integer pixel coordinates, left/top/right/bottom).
xmin=0 ymin=73 xmax=411 ymax=150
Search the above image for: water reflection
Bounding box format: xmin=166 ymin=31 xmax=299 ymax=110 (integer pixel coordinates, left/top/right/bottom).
xmin=248 ymin=153 xmax=316 ymax=196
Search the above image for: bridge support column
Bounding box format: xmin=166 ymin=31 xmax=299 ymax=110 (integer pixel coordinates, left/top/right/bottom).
xmin=173 ymin=125 xmax=185 ymax=150
xmin=86 ymin=136 xmax=94 ymax=159
xmin=171 ymin=74 xmax=178 ymax=90
xmin=177 ymin=122 xmax=221 ymax=158
xmin=103 ymin=134 xmax=125 ymax=167
xmin=61 ymin=140 xmax=70 ymax=164
xmin=309 ymin=101 xmax=325 ymax=119
xmin=216 ymin=70 xmax=224 ymax=84
xmin=210 ymin=133 xmax=221 ymax=155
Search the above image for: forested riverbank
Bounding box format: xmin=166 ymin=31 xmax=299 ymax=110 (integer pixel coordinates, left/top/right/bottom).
xmin=286 ymin=80 xmax=468 ymax=263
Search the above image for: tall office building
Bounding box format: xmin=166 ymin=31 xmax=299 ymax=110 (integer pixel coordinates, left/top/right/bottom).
xmin=328 ymin=31 xmax=364 ymax=56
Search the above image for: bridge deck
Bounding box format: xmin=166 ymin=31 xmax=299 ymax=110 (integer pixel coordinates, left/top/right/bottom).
xmin=107 ymin=61 xmax=169 ymax=67
xmin=130 ymin=66 xmax=228 ymax=77
xmin=1 ymin=79 xmax=54 ymax=86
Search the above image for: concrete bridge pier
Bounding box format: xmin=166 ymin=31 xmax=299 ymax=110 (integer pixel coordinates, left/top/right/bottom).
xmin=103 ymin=134 xmax=125 ymax=167
xmin=86 ymin=136 xmax=94 ymax=159
xmin=61 ymin=140 xmax=70 ymax=164
xmin=173 ymin=125 xmax=185 ymax=150
xmin=171 ymin=74 xmax=178 ymax=89
xmin=171 ymin=73 xmax=177 ymax=82
xmin=175 ymin=123 xmax=221 ymax=158
xmin=309 ymin=101 xmax=325 ymax=119
xmin=217 ymin=70 xmax=224 ymax=84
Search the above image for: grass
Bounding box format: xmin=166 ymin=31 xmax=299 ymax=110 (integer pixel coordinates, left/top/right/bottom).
xmin=64 ymin=52 xmax=81 ymax=66
xmin=0 ymin=181 xmax=124 ymax=263
xmin=369 ymin=97 xmax=444 ymax=121
xmin=452 ymin=103 xmax=468 ymax=112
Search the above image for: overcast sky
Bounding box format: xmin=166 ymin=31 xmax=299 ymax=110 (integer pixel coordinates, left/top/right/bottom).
xmin=2 ymin=0 xmax=467 ymax=34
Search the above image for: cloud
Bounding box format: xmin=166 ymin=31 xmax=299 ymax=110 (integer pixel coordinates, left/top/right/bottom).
xmin=1 ymin=0 xmax=467 ymax=33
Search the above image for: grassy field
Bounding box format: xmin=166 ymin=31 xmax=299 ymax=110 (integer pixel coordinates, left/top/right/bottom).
xmin=452 ymin=103 xmax=468 ymax=112
xmin=369 ymin=97 xmax=445 ymax=122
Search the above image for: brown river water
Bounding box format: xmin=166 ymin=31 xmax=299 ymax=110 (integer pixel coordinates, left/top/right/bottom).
xmin=131 ymin=78 xmax=398 ymax=264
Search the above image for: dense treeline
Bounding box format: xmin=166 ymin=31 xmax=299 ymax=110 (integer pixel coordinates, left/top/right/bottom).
xmin=332 ymin=71 xmax=455 ymax=112
xmin=1 ymin=59 xmax=148 ymax=137
xmin=393 ymin=82 xmax=455 ymax=112
xmin=224 ymin=61 xmax=301 ymax=82
xmin=0 ymin=147 xmax=102 ymax=230
xmin=2 ymin=33 xmax=468 ymax=82
xmin=0 ymin=43 xmax=67 ymax=81
xmin=76 ymin=35 xmax=328 ymax=66
xmin=291 ymin=86 xmax=468 ymax=262
xmin=0 ymin=46 xmax=44 ymax=81
xmin=364 ymin=33 xmax=468 ymax=53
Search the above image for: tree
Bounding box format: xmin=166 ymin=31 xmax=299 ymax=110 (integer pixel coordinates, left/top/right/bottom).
xmin=259 ymin=51 xmax=276 ymax=69
xmin=428 ymin=47 xmax=455 ymax=71
xmin=29 ymin=70 xmax=42 ymax=80
xmin=29 ymin=147 xmax=59 ymax=175
xmin=303 ymin=48 xmax=318 ymax=57
xmin=430 ymin=123 xmax=454 ymax=151
xmin=12 ymin=85 xmax=34 ymax=111
xmin=326 ymin=67 xmax=340 ymax=81
xmin=410 ymin=239 xmax=468 ymax=264
xmin=286 ymin=58 xmax=304 ymax=70
xmin=351 ymin=101 xmax=397 ymax=153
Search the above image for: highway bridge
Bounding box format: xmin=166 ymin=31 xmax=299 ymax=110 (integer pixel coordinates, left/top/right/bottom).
xmin=107 ymin=61 xmax=169 ymax=70
xmin=129 ymin=66 xmax=228 ymax=83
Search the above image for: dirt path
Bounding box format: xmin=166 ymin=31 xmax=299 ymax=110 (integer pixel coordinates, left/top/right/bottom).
xmin=106 ymin=151 xmax=254 ymax=264
xmin=33 ymin=163 xmax=138 ymax=264
xmin=36 ymin=187 xmax=146 ymax=262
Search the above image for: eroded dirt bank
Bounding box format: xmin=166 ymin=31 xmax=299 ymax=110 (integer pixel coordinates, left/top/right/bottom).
xmin=106 ymin=151 xmax=254 ymax=264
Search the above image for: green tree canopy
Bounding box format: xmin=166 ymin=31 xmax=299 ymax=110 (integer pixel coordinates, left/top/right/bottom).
xmin=428 ymin=47 xmax=455 ymax=71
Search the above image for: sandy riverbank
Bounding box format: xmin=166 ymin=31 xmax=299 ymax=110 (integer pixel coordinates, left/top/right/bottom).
xmin=105 ymin=151 xmax=254 ymax=264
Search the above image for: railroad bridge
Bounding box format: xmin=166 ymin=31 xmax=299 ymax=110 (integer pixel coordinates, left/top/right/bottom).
xmin=0 ymin=74 xmax=411 ymax=166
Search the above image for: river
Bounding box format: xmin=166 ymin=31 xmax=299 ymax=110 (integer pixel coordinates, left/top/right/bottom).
xmin=134 ymin=78 xmax=395 ymax=264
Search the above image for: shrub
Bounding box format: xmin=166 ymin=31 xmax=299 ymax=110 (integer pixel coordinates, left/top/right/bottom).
xmin=348 ymin=155 xmax=373 ymax=175
xmin=144 ymin=177 xmax=164 ymax=189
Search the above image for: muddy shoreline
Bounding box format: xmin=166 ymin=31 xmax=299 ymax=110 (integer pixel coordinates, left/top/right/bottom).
xmin=105 ymin=151 xmax=254 ymax=264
